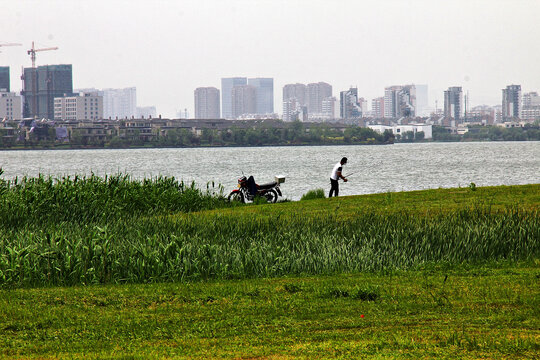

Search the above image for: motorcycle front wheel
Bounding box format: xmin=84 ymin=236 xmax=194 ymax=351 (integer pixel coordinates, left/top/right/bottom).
xmin=227 ymin=190 xmax=245 ymax=203
xmin=264 ymin=189 xmax=278 ymax=203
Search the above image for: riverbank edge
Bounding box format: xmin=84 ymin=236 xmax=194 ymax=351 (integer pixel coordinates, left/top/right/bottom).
xmin=3 ymin=138 xmax=540 ymax=152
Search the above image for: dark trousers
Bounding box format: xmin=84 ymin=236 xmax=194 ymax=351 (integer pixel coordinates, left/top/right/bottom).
xmin=329 ymin=179 xmax=339 ymax=197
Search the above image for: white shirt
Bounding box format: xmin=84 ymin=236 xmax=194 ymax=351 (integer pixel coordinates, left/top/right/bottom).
xmin=330 ymin=162 xmax=344 ymax=180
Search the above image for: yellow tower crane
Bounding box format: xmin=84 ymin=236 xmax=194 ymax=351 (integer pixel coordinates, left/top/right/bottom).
xmin=27 ymin=41 xmax=58 ymax=68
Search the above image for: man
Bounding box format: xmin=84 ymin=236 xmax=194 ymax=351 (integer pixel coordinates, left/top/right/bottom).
xmin=329 ymin=157 xmax=348 ymax=197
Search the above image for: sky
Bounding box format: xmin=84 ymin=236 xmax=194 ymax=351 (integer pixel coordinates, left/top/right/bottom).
xmin=1 ymin=0 xmax=539 ymax=118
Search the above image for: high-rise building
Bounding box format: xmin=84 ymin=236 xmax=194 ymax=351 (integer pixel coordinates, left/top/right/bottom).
xmin=101 ymin=87 xmax=137 ymax=119
xmin=502 ymin=85 xmax=521 ymax=120
xmin=74 ymin=87 xmax=136 ymax=119
xmin=54 ymin=93 xmax=103 ymax=120
xmin=0 ymin=67 xmax=10 ymax=92
xmin=22 ymin=64 xmax=73 ymax=119
xmin=522 ymin=92 xmax=540 ymax=108
xmin=322 ymin=97 xmax=336 ymax=119
xmin=283 ymin=83 xmax=307 ymax=121
xmin=283 ymin=83 xmax=307 ymax=105
xmin=371 ymin=97 xmax=385 ymax=118
xmin=384 ymin=85 xmax=416 ymax=118
xmin=340 ymin=87 xmax=363 ymax=119
xmin=0 ymin=91 xmax=22 ymax=120
xmin=231 ymin=85 xmax=256 ymax=119
xmin=248 ymin=78 xmax=274 ymax=114
xmin=359 ymin=98 xmax=368 ymax=117
xmin=221 ymin=77 xmax=247 ymax=119
xmin=307 ymin=82 xmax=332 ymax=117
xmin=521 ymin=92 xmax=540 ymax=121
xmin=415 ymin=84 xmax=428 ymax=116
xmin=283 ymin=98 xmax=306 ymax=122
xmin=194 ymin=87 xmax=220 ymax=119
xmin=444 ymin=86 xmax=463 ymax=120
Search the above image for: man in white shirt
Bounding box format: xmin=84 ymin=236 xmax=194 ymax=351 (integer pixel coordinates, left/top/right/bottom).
xmin=329 ymin=157 xmax=348 ymax=197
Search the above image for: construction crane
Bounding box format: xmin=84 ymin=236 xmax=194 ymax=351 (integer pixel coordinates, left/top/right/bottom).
xmin=0 ymin=42 xmax=22 ymax=53
xmin=27 ymin=41 xmax=58 ymax=68
xmin=22 ymin=41 xmax=59 ymax=119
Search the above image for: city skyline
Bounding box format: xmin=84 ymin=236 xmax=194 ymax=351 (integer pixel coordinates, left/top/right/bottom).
xmin=1 ymin=0 xmax=539 ymax=117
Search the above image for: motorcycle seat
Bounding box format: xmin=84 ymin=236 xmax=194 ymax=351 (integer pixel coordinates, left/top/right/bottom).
xmin=257 ymin=182 xmax=277 ymax=190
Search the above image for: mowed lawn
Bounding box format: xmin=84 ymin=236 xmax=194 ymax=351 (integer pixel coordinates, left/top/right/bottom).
xmin=0 ymin=184 xmax=538 ymax=359
xmin=1 ymin=266 xmax=539 ymax=359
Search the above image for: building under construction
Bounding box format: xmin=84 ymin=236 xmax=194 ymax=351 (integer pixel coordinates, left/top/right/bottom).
xmin=22 ymin=64 xmax=73 ymax=119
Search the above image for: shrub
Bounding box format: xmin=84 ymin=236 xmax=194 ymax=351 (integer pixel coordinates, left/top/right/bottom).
xmin=301 ymin=188 xmax=326 ymax=201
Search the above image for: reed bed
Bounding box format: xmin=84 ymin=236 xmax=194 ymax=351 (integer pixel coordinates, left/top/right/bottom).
xmin=0 ymin=173 xmax=227 ymax=227
xmin=0 ymin=200 xmax=537 ymax=287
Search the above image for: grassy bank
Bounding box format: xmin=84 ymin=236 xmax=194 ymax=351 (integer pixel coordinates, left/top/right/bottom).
xmin=1 ymin=266 xmax=538 ymax=359
xmin=0 ymin=180 xmax=538 ymax=358
xmin=0 ymin=180 xmax=538 ymax=287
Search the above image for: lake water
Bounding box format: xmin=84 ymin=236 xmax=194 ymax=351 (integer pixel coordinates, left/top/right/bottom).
xmin=1 ymin=142 xmax=539 ymax=200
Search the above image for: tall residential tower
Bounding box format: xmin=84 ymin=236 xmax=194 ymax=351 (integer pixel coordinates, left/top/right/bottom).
xmin=307 ymin=82 xmax=332 ymax=118
xmin=248 ymin=78 xmax=274 ymax=115
xmin=22 ymin=64 xmax=73 ymax=119
xmin=340 ymin=87 xmax=363 ymax=119
xmin=231 ymin=85 xmax=256 ymax=119
xmin=384 ymin=85 xmax=416 ymax=118
xmin=502 ymin=84 xmax=521 ymax=120
xmin=194 ymin=87 xmax=220 ymax=119
xmin=444 ymin=86 xmax=463 ymax=120
xmin=221 ymin=77 xmax=247 ymax=119
xmin=0 ymin=67 xmax=10 ymax=92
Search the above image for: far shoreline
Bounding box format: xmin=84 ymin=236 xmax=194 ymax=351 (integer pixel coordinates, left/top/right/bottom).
xmin=1 ymin=138 xmax=539 ymax=152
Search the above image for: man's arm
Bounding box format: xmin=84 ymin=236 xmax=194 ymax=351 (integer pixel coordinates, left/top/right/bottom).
xmin=337 ymin=169 xmax=348 ymax=182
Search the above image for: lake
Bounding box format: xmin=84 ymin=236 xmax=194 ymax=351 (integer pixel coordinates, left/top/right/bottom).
xmin=1 ymin=142 xmax=539 ymax=200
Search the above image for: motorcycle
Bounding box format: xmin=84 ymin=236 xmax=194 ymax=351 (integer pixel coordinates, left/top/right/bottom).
xmin=228 ymin=175 xmax=285 ymax=203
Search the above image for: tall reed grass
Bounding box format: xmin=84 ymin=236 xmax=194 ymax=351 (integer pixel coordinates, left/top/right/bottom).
xmin=0 ymin=174 xmax=227 ymax=227
xmin=0 ymin=203 xmax=537 ymax=288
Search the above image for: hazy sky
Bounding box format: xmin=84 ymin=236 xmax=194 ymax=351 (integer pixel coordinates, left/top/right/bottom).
xmin=2 ymin=0 xmax=539 ymax=117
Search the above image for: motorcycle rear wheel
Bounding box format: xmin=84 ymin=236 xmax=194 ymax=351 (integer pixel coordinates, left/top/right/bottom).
xmin=227 ymin=191 xmax=245 ymax=203
xmin=265 ymin=189 xmax=278 ymax=203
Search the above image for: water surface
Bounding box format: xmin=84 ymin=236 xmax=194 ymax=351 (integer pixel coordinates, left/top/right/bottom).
xmin=1 ymin=142 xmax=538 ymax=200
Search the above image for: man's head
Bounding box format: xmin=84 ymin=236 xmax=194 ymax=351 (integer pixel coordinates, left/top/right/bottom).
xmin=340 ymin=157 xmax=348 ymax=165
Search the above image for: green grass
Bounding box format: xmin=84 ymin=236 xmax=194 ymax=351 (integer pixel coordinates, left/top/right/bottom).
xmin=300 ymin=188 xmax=326 ymax=201
xmin=0 ymin=265 xmax=538 ymax=359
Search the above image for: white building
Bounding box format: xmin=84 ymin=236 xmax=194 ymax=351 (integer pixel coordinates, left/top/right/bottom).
xmin=521 ymin=92 xmax=540 ymax=121
xmin=0 ymin=92 xmax=22 ymax=120
xmin=102 ymin=87 xmax=137 ymax=119
xmin=415 ymin=84 xmax=429 ymax=116
xmin=384 ymin=85 xmax=416 ymax=118
xmin=322 ymin=97 xmax=336 ymax=119
xmin=283 ymin=98 xmax=302 ymax=122
xmin=75 ymin=87 xmax=136 ymax=119
xmin=368 ymin=124 xmax=432 ymax=139
xmin=54 ymin=93 xmax=103 ymax=120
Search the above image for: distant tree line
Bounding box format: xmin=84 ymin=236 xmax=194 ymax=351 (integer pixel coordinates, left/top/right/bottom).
xmin=0 ymin=121 xmax=394 ymax=149
xmin=3 ymin=122 xmax=538 ymax=149
xmin=148 ymin=122 xmax=394 ymax=147
xmin=432 ymin=124 xmax=540 ymax=142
